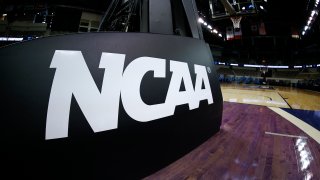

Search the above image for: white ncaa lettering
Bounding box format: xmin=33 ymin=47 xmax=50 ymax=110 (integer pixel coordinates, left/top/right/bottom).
xmin=46 ymin=50 xmax=214 ymax=140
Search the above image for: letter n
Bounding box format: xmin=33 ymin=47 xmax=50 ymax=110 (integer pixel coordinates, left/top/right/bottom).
xmin=45 ymin=50 xmax=125 ymax=140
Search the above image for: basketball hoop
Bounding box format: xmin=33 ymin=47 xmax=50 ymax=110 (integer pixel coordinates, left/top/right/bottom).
xmin=230 ymin=16 xmax=242 ymax=29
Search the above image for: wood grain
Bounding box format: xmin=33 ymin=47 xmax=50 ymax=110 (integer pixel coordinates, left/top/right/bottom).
xmin=220 ymin=83 xmax=320 ymax=110
xmin=144 ymin=102 xmax=320 ymax=179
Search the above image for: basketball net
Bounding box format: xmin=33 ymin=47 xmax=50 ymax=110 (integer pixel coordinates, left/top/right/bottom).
xmin=230 ymin=16 xmax=242 ymax=29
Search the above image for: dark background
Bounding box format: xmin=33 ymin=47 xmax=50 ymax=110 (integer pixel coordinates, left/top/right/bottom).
xmin=0 ymin=0 xmax=319 ymax=66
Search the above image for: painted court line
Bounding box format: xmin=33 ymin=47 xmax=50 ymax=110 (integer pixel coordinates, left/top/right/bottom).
xmin=265 ymin=131 xmax=308 ymax=139
xmin=277 ymin=92 xmax=292 ymax=109
xmin=268 ymin=107 xmax=320 ymax=144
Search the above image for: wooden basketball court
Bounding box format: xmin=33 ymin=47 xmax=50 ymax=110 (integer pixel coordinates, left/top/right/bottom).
xmin=145 ymin=83 xmax=320 ymax=179
xmin=221 ymin=83 xmax=320 ymax=111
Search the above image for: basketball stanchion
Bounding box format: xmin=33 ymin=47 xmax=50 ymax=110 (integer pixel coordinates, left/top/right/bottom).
xmin=260 ymin=65 xmax=269 ymax=87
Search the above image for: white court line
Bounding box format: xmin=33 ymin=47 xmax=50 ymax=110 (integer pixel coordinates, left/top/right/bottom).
xmin=265 ymin=131 xmax=308 ymax=139
xmin=268 ymin=107 xmax=320 ymax=144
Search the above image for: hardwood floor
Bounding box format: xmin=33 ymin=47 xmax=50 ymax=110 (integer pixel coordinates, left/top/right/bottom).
xmin=144 ymin=102 xmax=320 ymax=179
xmin=221 ymin=83 xmax=320 ymax=111
xmin=275 ymin=86 xmax=320 ymax=111
xmin=222 ymin=88 xmax=289 ymax=108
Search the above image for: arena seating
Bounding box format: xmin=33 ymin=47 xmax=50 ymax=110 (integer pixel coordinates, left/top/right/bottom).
xmin=216 ymin=65 xmax=320 ymax=91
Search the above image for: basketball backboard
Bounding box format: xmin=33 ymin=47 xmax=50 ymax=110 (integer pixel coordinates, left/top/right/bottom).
xmin=209 ymin=0 xmax=264 ymax=20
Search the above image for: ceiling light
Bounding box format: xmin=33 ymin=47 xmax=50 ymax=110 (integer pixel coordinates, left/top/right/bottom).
xmin=8 ymin=37 xmax=23 ymax=41
xmin=198 ymin=18 xmax=204 ymax=24
xmin=203 ymin=22 xmax=207 ymax=26
xmin=3 ymin=14 xmax=7 ymax=16
xmin=292 ymin=34 xmax=299 ymax=39
xmin=260 ymin=5 xmax=264 ymax=10
xmin=242 ymin=7 xmax=246 ymax=10
xmin=213 ymin=29 xmax=218 ymax=34
xmin=218 ymin=33 xmax=222 ymax=37
xmin=302 ymin=31 xmax=305 ymax=35
xmin=304 ymin=26 xmax=309 ymax=31
xmin=207 ymin=25 xmax=212 ymax=30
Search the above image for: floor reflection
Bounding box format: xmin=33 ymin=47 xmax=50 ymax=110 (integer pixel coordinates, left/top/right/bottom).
xmin=295 ymin=138 xmax=314 ymax=180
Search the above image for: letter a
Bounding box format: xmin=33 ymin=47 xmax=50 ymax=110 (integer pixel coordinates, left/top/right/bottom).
xmin=194 ymin=64 xmax=213 ymax=108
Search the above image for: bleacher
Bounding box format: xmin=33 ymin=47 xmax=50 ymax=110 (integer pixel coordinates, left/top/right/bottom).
xmin=215 ymin=64 xmax=320 ymax=91
xmin=215 ymin=65 xmax=234 ymax=76
xmin=232 ymin=67 xmax=259 ymax=77
xmin=296 ymin=68 xmax=320 ymax=80
xmin=273 ymin=69 xmax=299 ymax=78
